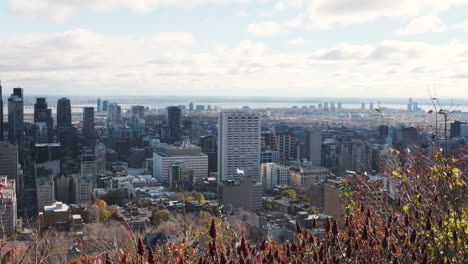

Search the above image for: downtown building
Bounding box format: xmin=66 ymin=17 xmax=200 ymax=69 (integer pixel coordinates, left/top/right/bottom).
xmin=8 ymin=88 xmax=24 ymax=161
xmin=217 ymin=110 xmax=261 ymax=182
xmin=289 ymin=163 xmax=331 ymax=189
xmin=153 ymin=144 xmax=208 ymax=183
xmin=261 ymin=163 xmax=290 ymax=191
xmin=0 ymin=177 xmax=17 ymax=235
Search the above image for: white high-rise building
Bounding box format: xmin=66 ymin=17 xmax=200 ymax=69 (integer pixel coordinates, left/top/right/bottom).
xmin=261 ymin=163 xmax=290 ymax=191
xmin=218 ymin=111 xmax=261 ymax=182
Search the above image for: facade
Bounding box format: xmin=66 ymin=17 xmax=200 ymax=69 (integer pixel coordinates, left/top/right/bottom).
xmin=57 ymin=98 xmax=72 ymax=128
xmin=72 ymin=174 xmax=93 ymax=205
xmin=166 ymin=106 xmax=182 ymax=143
xmin=168 ymin=162 xmax=194 ymax=190
xmin=200 ymin=135 xmax=217 ymax=173
xmin=305 ymin=129 xmax=322 ymax=167
xmin=218 ymin=177 xmax=262 ymax=210
xmin=39 ymin=201 xmax=70 ymax=230
xmin=0 ymin=142 xmax=19 ymax=181
xmin=338 ymin=140 xmax=373 ymax=174
xmin=81 ymin=151 xmax=97 ymax=187
xmin=108 ymin=103 xmax=121 ymax=128
xmin=95 ymin=143 xmax=106 ymax=171
xmin=97 ymin=98 xmax=101 ymax=112
xmin=153 ymin=145 xmax=208 ymax=182
xmin=55 ymin=174 xmax=71 ymax=204
xmin=34 ymin=98 xmax=53 ymax=144
xmin=275 ymin=132 xmax=294 ymax=165
xmin=83 ymin=107 xmax=95 ymax=138
xmin=8 ymin=88 xmax=24 ymax=161
xmin=218 ymin=111 xmax=261 ymax=182
xmin=290 ymin=164 xmax=330 ymax=188
xmin=260 ymin=149 xmax=278 ymax=164
xmin=36 ymin=175 xmax=55 ymax=210
xmin=0 ymin=81 xmax=3 ymax=140
xmin=0 ymin=177 xmax=17 ymax=235
xmin=102 ymin=100 xmax=109 ymax=112
xmin=261 ymin=163 xmax=290 ymax=191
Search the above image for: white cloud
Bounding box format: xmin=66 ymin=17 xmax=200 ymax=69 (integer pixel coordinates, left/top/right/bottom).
xmin=395 ymin=15 xmax=446 ymax=35
xmin=1 ymin=29 xmax=468 ymax=97
xmin=246 ymin=21 xmax=288 ymax=37
xmin=287 ymin=37 xmax=311 ymax=46
xmin=7 ymin=0 xmax=269 ymax=21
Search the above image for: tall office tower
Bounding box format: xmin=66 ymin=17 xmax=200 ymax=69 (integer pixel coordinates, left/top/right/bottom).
xmin=337 ymin=102 xmax=342 ymax=110
xmin=450 ymin=121 xmax=467 ymax=138
xmin=8 ymin=88 xmax=24 ymax=161
xmin=131 ymin=105 xmax=145 ymax=128
xmin=369 ymin=102 xmax=374 ymax=111
xmin=261 ymin=163 xmax=290 ymax=191
xmin=200 ymin=135 xmax=217 ymax=173
xmin=361 ymin=102 xmax=366 ymax=110
xmin=407 ymin=98 xmax=413 ymax=112
xmin=0 ymin=142 xmax=19 ymax=182
xmin=97 ymin=98 xmax=101 ymax=112
xmin=167 ymin=106 xmax=182 ymax=142
xmin=94 ymin=143 xmax=106 ymax=171
xmin=56 ymin=98 xmax=76 ymax=154
xmin=0 ymin=81 xmax=3 ymax=141
xmin=189 ymin=102 xmax=194 ymax=110
xmin=57 ymin=98 xmax=72 ymax=128
xmin=323 ymin=102 xmax=329 ymax=112
xmin=330 ymin=103 xmax=336 ymax=113
xmin=34 ymin=98 xmax=53 ymax=144
xmin=275 ymin=132 xmax=295 ymax=165
xmin=338 ymin=140 xmax=373 ymax=174
xmin=81 ymin=148 xmax=97 ymax=187
xmin=108 ymin=103 xmax=121 ymax=128
xmin=102 ymin=100 xmax=109 ymax=112
xmin=305 ymin=129 xmax=322 ymax=166
xmin=82 ymin=107 xmax=94 ymax=138
xmin=412 ymin=102 xmax=418 ymax=112
xmin=0 ymin=177 xmax=17 ymax=236
xmin=218 ymin=110 xmax=261 ymax=182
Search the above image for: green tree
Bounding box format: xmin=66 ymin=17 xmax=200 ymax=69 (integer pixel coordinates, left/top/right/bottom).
xmin=195 ymin=192 xmax=206 ymax=204
xmin=151 ymin=209 xmax=171 ymax=226
xmin=101 ymin=190 xmax=125 ymax=206
xmin=280 ymin=189 xmax=297 ymax=199
xmin=264 ymin=203 xmax=273 ymax=211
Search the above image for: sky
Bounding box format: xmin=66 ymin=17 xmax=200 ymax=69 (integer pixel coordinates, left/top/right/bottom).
xmin=1 ymin=0 xmax=468 ymax=98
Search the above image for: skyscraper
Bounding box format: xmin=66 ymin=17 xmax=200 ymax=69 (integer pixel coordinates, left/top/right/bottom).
xmin=108 ymin=103 xmax=121 ymax=128
xmin=8 ymin=88 xmax=24 ymax=161
xmin=0 ymin=142 xmax=19 ymax=181
xmin=0 ymin=81 xmax=3 ymax=141
xmin=97 ymin=98 xmax=101 ymax=112
xmin=305 ymin=129 xmax=322 ymax=167
xmin=57 ymin=98 xmax=72 ymax=128
xmin=407 ymin=98 xmax=413 ymax=112
xmin=34 ymin=98 xmax=53 ymax=143
xmin=189 ymin=102 xmax=194 ymax=110
xmin=102 ymin=100 xmax=109 ymax=112
xmin=167 ymin=106 xmax=182 ymax=142
xmin=218 ymin=110 xmax=261 ymax=182
xmin=83 ymin=107 xmax=94 ymax=138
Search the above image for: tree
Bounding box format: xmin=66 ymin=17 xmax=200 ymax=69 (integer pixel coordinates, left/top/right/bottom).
xmin=301 ymin=194 xmax=311 ymax=202
xmin=280 ymin=189 xmax=297 ymax=199
xmin=305 ymin=206 xmax=318 ymax=214
xmin=97 ymin=209 xmax=112 ymax=223
xmin=101 ymin=190 xmax=125 ymax=206
xmin=195 ymin=192 xmax=206 ymax=204
xmin=264 ymin=203 xmax=273 ymax=211
xmin=151 ymin=209 xmax=171 ymax=226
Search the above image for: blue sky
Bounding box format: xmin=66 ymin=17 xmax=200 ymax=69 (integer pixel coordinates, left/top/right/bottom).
xmin=1 ymin=0 xmax=468 ymax=98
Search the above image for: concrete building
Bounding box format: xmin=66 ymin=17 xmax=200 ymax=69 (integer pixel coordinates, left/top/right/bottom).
xmin=305 ymin=129 xmax=322 ymax=167
xmin=260 ymin=149 xmax=278 ymax=164
xmin=0 ymin=142 xmax=19 ymax=181
xmin=289 ymin=164 xmax=330 ymax=188
xmin=218 ymin=111 xmax=261 ymax=182
xmin=261 ymin=163 xmax=290 ymax=191
xmin=200 ymin=135 xmax=217 ymax=173
xmin=8 ymin=88 xmax=24 ymax=161
xmin=338 ymin=140 xmax=373 ymax=174
xmin=94 ymin=143 xmax=106 ymax=171
xmin=168 ymin=162 xmax=194 ymax=190
xmin=72 ymin=174 xmax=93 ymax=205
xmin=153 ymin=144 xmax=208 ymax=182
xmin=34 ymin=98 xmax=53 ymax=144
xmin=36 ymin=175 xmax=55 ymax=210
xmin=165 ymin=106 xmax=182 ymax=143
xmin=218 ymin=176 xmax=262 ymax=210
xmin=55 ymin=174 xmax=71 ymax=204
xmin=81 ymin=150 xmax=97 ymax=187
xmin=275 ymin=132 xmax=295 ymax=165
xmin=0 ymin=177 xmax=17 ymax=235
xmin=108 ymin=103 xmax=121 ymax=128
xmin=39 ymin=201 xmax=70 ymax=230
xmin=0 ymin=81 xmax=3 ymax=140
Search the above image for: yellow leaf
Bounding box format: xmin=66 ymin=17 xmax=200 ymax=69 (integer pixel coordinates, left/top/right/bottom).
xmin=403 ymin=205 xmax=410 ymax=212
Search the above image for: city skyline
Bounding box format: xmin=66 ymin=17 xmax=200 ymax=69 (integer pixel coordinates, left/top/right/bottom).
xmin=1 ymin=1 xmax=468 ymax=97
